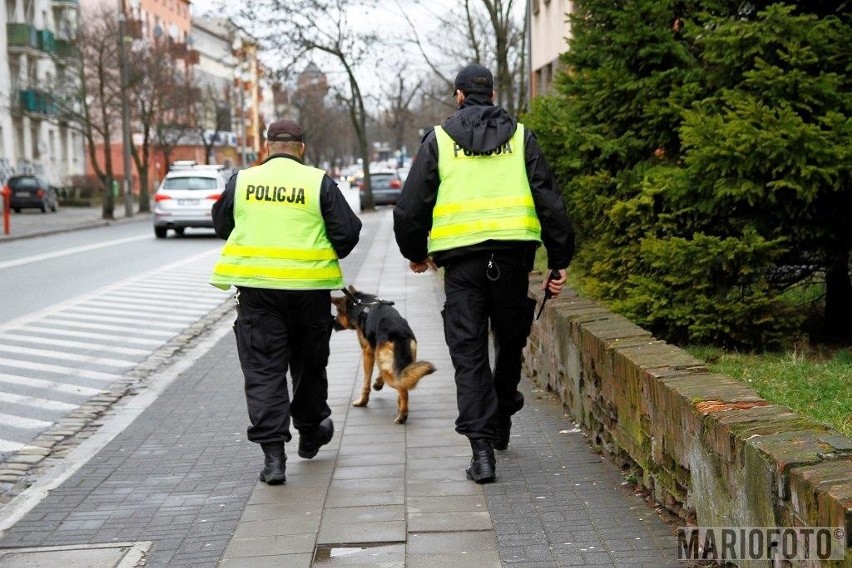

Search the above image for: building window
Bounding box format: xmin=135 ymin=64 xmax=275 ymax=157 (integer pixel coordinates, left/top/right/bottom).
xmin=533 ymin=0 xmax=540 ymax=14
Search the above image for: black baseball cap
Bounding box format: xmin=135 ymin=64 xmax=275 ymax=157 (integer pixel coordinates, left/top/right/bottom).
xmin=453 ymin=63 xmax=494 ymax=95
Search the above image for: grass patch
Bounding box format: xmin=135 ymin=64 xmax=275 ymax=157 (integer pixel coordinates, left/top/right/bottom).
xmin=685 ymin=346 xmax=852 ymax=437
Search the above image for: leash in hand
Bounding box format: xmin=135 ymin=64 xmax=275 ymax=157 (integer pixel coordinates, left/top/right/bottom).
xmin=536 ymin=270 xmax=560 ymax=320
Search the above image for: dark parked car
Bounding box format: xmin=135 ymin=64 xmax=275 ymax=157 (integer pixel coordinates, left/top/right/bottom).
xmin=6 ymin=175 xmax=58 ymax=213
xmin=359 ymin=171 xmax=402 ymax=207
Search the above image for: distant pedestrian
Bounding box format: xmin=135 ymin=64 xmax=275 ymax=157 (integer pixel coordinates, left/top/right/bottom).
xmin=210 ymin=119 xmax=361 ymax=485
xmin=393 ymin=63 xmax=574 ymax=483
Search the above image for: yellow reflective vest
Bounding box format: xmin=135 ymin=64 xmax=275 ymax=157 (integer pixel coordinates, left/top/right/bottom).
xmin=428 ymin=124 xmax=541 ymax=254
xmin=209 ymin=159 xmax=343 ymax=290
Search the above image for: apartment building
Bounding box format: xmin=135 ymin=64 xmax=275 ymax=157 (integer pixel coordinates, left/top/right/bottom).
xmin=1 ymin=0 xmax=86 ymax=187
xmin=529 ymin=0 xmax=572 ymax=99
xmin=81 ymin=2 xmax=264 ymax=179
xmin=75 ymin=0 xmax=197 ymax=190
xmin=190 ymin=16 xmax=237 ymax=166
xmin=191 ymin=17 xmax=267 ymax=167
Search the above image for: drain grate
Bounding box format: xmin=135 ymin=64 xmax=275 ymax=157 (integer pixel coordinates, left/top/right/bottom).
xmin=0 ymin=542 xmax=151 ymax=567
xmin=313 ymin=541 xmax=406 ymax=563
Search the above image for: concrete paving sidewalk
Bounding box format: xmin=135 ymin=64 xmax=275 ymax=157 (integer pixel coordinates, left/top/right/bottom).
xmin=0 ymin=204 xmax=148 ymax=242
xmin=0 ymin=208 xmax=683 ymax=566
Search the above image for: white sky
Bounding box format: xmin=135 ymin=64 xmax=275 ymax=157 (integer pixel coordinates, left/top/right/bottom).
xmin=188 ymin=1 xmax=465 ymax=94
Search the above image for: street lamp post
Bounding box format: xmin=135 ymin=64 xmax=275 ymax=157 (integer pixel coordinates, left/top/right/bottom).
xmin=236 ymin=72 xmax=247 ymax=169
xmin=232 ymin=35 xmax=249 ymax=169
xmin=118 ymin=0 xmax=134 ymax=217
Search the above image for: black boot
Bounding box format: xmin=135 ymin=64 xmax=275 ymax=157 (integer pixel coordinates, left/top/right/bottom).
xmin=298 ymin=417 xmax=334 ymax=459
xmin=493 ymin=392 xmax=523 ymax=451
xmin=259 ymin=443 xmax=286 ymax=485
xmin=492 ymin=417 xmax=512 ymax=451
xmin=465 ymin=438 xmax=496 ymax=484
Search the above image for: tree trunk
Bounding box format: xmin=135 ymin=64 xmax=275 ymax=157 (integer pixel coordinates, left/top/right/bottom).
xmin=358 ymin=136 xmax=374 ymax=210
xmin=138 ymin=170 xmax=151 ymax=212
xmin=350 ymin=73 xmax=373 ymax=211
xmin=130 ymin=142 xmax=151 ymax=213
xmin=101 ymin=175 xmax=115 ymax=219
xmin=824 ymin=244 xmax=852 ymax=334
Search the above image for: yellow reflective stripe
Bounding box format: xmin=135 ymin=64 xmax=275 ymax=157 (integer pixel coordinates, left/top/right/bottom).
xmin=432 ymin=205 xmax=536 ymax=225
xmin=213 ymin=263 xmax=342 ymax=280
xmin=431 ymin=216 xmax=540 ymax=239
xmin=222 ymin=243 xmax=338 ymax=260
xmin=433 ymin=195 xmax=535 ymax=217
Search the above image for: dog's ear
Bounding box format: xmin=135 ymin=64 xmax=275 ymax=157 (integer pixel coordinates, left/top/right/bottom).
xmin=331 ymin=296 xmax=344 ymax=309
xmin=347 ymin=284 xmax=357 ymax=293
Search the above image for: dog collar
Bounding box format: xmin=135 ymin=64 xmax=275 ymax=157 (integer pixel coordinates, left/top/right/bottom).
xmin=340 ymin=287 xmax=395 ymax=307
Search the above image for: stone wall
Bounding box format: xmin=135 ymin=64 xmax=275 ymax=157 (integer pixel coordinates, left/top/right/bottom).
xmin=523 ymin=276 xmax=852 ymax=567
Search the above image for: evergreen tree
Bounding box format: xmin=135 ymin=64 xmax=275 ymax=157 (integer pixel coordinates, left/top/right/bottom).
xmin=526 ymin=1 xmax=852 ymax=346
xmin=680 ymin=4 xmax=852 ymax=334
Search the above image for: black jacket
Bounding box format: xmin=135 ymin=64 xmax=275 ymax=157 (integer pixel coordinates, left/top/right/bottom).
xmin=393 ymin=95 xmax=574 ymax=270
xmin=212 ymin=153 xmax=362 ymax=259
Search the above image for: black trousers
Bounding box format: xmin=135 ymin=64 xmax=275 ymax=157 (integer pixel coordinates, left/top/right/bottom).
xmin=233 ymin=287 xmax=334 ymax=445
xmin=441 ymin=251 xmax=537 ymax=440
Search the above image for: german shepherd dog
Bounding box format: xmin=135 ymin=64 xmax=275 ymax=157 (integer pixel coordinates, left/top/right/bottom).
xmin=331 ymin=286 xmax=436 ymax=424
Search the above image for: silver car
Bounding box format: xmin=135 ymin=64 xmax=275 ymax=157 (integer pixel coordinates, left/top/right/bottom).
xmin=153 ymin=161 xmax=229 ymax=238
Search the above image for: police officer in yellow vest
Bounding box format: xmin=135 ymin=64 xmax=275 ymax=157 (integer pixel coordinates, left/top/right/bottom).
xmin=394 ymin=64 xmax=574 ymax=484
xmin=211 ymin=119 xmax=361 ymax=485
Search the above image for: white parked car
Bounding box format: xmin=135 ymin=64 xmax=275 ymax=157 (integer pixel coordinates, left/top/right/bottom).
xmin=153 ymin=161 xmax=229 ymax=238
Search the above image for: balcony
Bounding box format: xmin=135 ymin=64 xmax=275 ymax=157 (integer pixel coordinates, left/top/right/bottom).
xmin=7 ymin=24 xmax=56 ymax=56
xmin=54 ymin=38 xmax=80 ymax=60
xmin=37 ymin=29 xmax=56 ymax=53
xmin=18 ymin=89 xmax=57 ymax=117
xmin=7 ymin=23 xmax=39 ymax=52
xmin=51 ymin=0 xmax=79 ymax=7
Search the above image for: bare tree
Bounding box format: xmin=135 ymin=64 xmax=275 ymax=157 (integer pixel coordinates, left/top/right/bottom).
xmin=400 ymin=0 xmax=527 ymax=116
xmin=309 ymin=96 xmax=358 ymax=172
xmin=127 ymin=39 xmax=186 ymax=213
xmin=288 ymin=65 xmax=362 ymax=171
xmin=151 ymin=64 xmax=198 ymax=171
xmin=323 ymin=103 xmax=357 ymax=171
xmin=290 ymin=63 xmax=335 ymax=167
xmin=379 ymin=66 xmax=423 ymax=161
xmin=69 ymin=5 xmax=123 ymax=220
xmin=480 ymin=0 xmax=527 ymax=116
xmin=193 ymin=82 xmax=232 ymax=166
xmin=237 ymin=0 xmax=381 ymax=209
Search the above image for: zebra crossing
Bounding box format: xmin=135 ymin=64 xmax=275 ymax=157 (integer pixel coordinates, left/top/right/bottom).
xmin=0 ymin=250 xmax=231 ymax=456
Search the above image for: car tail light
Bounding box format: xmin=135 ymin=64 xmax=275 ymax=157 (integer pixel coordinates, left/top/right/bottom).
xmin=207 ymin=193 xmax=221 ymax=201
xmin=35 ymin=189 xmax=45 ymax=198
xmin=154 ymin=193 xmax=171 ymax=202
xmin=390 ymin=179 xmax=401 ymax=189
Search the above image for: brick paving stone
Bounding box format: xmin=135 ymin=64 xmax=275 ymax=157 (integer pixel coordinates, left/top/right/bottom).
xmin=0 ymin=209 xmax=683 ymax=567
xmin=484 ymin=341 xmax=682 ymax=567
xmin=0 ymin=318 xmax=257 ymax=565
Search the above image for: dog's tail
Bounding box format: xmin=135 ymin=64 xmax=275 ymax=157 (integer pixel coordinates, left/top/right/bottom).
xmin=397 ymin=361 xmax=437 ymax=391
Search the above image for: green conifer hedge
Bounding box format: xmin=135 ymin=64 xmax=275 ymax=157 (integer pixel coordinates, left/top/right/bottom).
xmin=526 ymin=1 xmax=852 ymax=348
